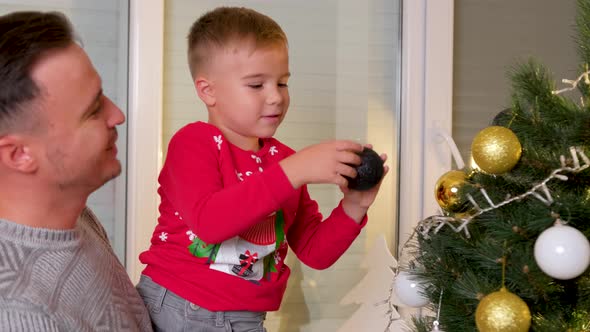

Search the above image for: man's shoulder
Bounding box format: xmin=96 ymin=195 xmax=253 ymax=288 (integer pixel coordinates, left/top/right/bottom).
xmin=79 ymin=207 xmax=111 ymax=246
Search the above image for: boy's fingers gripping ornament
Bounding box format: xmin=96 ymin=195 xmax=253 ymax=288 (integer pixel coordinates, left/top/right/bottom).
xmin=345 ymin=147 xmax=385 ymax=191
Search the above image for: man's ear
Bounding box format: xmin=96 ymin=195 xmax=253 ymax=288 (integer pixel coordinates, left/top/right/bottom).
xmin=195 ymin=77 xmax=216 ymax=107
xmin=0 ymin=136 xmax=38 ymax=173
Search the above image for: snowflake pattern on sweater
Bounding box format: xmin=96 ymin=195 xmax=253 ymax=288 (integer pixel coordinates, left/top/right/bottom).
xmin=162 ymin=132 xmax=286 ymax=281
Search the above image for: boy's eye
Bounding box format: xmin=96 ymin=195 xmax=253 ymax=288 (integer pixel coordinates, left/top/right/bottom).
xmin=278 ymin=83 xmax=289 ymax=88
xmin=248 ymin=84 xmax=263 ymax=89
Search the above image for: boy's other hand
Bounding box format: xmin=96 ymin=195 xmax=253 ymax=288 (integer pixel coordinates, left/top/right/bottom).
xmin=341 ymin=149 xmax=389 ymax=223
xmin=279 ymin=140 xmax=364 ymax=189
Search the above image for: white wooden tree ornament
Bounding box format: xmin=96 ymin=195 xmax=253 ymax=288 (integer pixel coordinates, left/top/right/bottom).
xmin=338 ymin=235 xmax=410 ymax=331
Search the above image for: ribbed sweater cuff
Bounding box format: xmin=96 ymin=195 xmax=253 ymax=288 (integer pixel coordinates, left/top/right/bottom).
xmin=333 ymin=201 xmax=368 ymax=229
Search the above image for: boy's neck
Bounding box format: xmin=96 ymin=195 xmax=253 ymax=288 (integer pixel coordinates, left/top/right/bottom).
xmin=208 ymin=121 xmax=261 ymax=152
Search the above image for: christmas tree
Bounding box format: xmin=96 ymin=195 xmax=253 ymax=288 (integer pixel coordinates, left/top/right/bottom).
xmin=394 ymin=0 xmax=590 ymax=331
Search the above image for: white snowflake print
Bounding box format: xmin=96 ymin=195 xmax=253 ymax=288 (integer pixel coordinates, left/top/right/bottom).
xmin=213 ymin=135 xmax=223 ymax=150
xmin=159 ymin=232 xmax=168 ymax=242
xmin=269 ymin=146 xmax=278 ymax=156
xmin=274 ymin=251 xmax=281 ymax=265
xmin=245 ymin=171 xmax=253 ymax=177
xmin=251 ymin=154 xmax=262 ymax=164
xmin=186 ymin=230 xmax=196 ymax=241
xmin=235 ymin=170 xmax=244 ymax=181
xmin=258 ymin=167 xmax=264 ymax=172
xmin=174 ymin=211 xmax=183 ymax=220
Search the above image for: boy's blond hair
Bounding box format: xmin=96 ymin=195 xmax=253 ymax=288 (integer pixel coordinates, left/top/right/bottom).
xmin=187 ymin=7 xmax=288 ymax=79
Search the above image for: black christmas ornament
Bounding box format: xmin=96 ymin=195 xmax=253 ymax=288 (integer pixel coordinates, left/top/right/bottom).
xmin=491 ymin=108 xmax=514 ymax=126
xmin=345 ymin=147 xmax=384 ymax=191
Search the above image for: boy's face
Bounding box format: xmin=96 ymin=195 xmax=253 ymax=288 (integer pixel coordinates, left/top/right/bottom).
xmin=203 ymin=40 xmax=290 ymax=150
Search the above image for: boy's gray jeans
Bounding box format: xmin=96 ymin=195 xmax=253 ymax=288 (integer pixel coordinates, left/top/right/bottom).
xmin=137 ymin=275 xmax=267 ymax=332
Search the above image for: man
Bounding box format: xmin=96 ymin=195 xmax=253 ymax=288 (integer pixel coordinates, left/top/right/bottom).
xmin=0 ymin=11 xmax=152 ymax=331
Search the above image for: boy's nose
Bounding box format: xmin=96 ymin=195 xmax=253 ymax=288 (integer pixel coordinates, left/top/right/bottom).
xmin=266 ymin=87 xmax=283 ymax=105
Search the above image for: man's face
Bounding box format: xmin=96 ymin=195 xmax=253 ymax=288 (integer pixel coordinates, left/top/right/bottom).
xmin=206 ymin=40 xmax=290 ymax=150
xmin=29 ymin=43 xmax=125 ymax=193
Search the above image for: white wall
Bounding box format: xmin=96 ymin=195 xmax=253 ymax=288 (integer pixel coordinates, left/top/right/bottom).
xmin=452 ymin=0 xmax=578 ymax=163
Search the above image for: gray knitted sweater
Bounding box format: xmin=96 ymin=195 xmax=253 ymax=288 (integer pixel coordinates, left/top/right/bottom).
xmin=0 ymin=208 xmax=153 ymax=332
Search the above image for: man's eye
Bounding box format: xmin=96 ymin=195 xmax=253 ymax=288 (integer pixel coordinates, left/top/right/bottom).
xmin=90 ymin=105 xmax=103 ymax=117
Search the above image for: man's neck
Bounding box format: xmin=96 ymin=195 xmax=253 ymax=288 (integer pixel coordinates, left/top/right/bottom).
xmin=0 ymin=187 xmax=88 ymax=230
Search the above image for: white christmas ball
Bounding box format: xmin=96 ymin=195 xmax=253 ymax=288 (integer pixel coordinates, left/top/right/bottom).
xmin=534 ymin=224 xmax=590 ymax=280
xmin=393 ymin=271 xmax=429 ymax=307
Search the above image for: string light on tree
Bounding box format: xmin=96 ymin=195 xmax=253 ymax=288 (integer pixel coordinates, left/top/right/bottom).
xmin=430 ymin=289 xmax=445 ymax=332
xmin=551 ymin=66 xmax=590 ymax=96
xmin=584 ymin=186 xmax=590 ymax=203
xmin=417 ymin=147 xmax=589 ymax=238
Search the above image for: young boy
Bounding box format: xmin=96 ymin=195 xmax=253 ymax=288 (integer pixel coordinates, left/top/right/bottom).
xmin=137 ymin=6 xmax=388 ymax=331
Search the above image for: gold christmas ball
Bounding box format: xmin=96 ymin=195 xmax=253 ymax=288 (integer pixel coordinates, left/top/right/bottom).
xmin=475 ymin=287 xmax=531 ymax=332
xmin=434 ymin=170 xmax=468 ymax=213
xmin=471 ymin=126 xmax=522 ymax=174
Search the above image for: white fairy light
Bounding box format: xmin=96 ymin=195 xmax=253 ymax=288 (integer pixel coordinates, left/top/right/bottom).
xmin=416 ymin=147 xmax=589 ymax=239
xmin=552 ymin=66 xmax=590 ymax=95
xmin=382 ymin=267 xmax=405 ymax=332
xmin=431 ymin=289 xmax=444 ymax=332
xmin=383 ymin=284 xmax=399 ymax=331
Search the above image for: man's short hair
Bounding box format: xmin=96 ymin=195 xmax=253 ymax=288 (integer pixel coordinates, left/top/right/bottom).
xmin=187 ymin=7 xmax=288 ymax=79
xmin=0 ymin=11 xmax=75 ymax=134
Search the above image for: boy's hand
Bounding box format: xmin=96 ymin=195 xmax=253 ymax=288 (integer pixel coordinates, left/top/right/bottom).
xmin=341 ymin=149 xmax=389 ymax=223
xmin=279 ymin=140 xmax=364 ymax=189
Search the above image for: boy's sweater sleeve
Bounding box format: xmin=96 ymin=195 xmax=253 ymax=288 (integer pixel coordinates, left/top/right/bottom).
xmin=286 ymin=186 xmax=367 ymax=270
xmin=160 ymin=127 xmax=297 ymax=244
